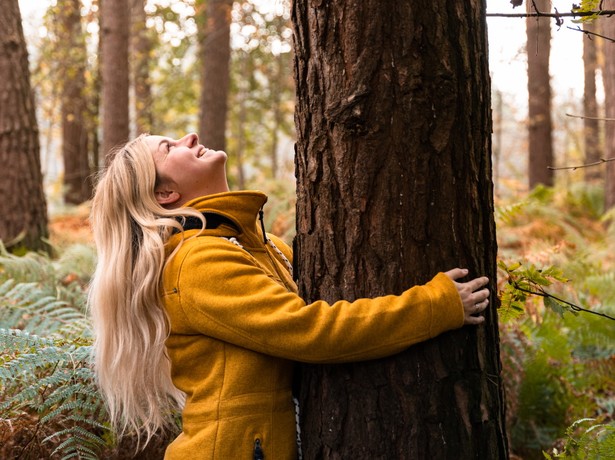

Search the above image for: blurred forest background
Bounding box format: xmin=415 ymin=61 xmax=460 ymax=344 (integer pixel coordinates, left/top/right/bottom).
xmin=0 ymin=0 xmax=614 ymax=459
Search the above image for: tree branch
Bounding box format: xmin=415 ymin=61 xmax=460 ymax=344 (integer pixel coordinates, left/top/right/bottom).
xmin=512 ymin=282 xmax=615 ymax=321
xmin=486 ymin=10 xmax=615 ymax=18
xmin=547 ymin=157 xmax=615 ymax=170
xmin=565 ymin=112 xmax=615 ymax=121
xmin=566 ymin=25 xmax=615 ymax=43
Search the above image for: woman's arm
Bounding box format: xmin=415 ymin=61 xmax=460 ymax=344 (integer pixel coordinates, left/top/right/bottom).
xmin=166 ymin=238 xmax=484 ymax=364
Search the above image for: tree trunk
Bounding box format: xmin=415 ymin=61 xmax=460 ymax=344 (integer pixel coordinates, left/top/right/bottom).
xmin=526 ymin=0 xmax=554 ymax=189
xmin=0 ymin=0 xmax=49 ymax=252
xmin=59 ymin=0 xmax=92 ymax=205
xmin=198 ymin=0 xmax=232 ymax=151
xmin=582 ymin=21 xmax=601 ymax=184
xmin=91 ymin=13 xmax=102 ymax=172
xmin=131 ymin=0 xmax=152 ymax=135
xmin=292 ymin=1 xmax=507 ymax=458
xmin=269 ymin=50 xmax=286 ymax=179
xmin=234 ymin=50 xmax=248 ymax=190
xmin=603 ymin=2 xmax=615 ymax=209
xmin=101 ymin=0 xmax=130 ymax=159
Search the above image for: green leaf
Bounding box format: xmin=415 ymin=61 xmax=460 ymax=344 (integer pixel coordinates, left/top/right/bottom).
xmin=544 ymin=296 xmax=565 ymax=317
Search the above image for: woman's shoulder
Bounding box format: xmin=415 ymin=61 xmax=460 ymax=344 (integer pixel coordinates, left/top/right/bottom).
xmin=167 ymin=234 xmax=253 ymax=268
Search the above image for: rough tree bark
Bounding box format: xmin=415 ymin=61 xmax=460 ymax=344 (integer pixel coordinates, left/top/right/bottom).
xmin=526 ymin=0 xmax=554 ymax=188
xmin=293 ymin=1 xmax=508 ymax=458
xmin=0 ymin=0 xmax=49 ymax=252
xmin=101 ymin=0 xmax=130 ymax=159
xmin=198 ymin=0 xmax=232 ymax=151
xmin=58 ymin=0 xmax=91 ymax=204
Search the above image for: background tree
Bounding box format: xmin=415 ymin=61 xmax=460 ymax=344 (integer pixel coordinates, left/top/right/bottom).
xmin=58 ymin=0 xmax=92 ymax=204
xmin=293 ymin=1 xmax=508 ymax=458
xmin=582 ymin=21 xmax=601 ymax=184
xmin=603 ymin=1 xmax=615 ymax=209
xmin=227 ymin=1 xmax=295 ymax=185
xmin=526 ymin=0 xmax=554 ymax=188
xmin=101 ymin=0 xmax=130 ymax=158
xmin=0 ymin=0 xmax=49 ymax=253
xmin=131 ymin=0 xmax=153 ymax=135
xmin=198 ymin=0 xmax=233 ymax=151
xmin=148 ymin=2 xmax=199 ymax=137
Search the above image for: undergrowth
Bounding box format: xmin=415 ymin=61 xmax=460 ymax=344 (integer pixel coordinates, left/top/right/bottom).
xmin=496 ymin=184 xmax=615 ymax=459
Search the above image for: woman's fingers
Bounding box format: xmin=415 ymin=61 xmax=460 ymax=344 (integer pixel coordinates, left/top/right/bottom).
xmin=444 ymin=268 xmax=468 ymax=281
xmin=465 ymin=276 xmax=490 ymax=293
xmin=443 ymin=268 xmax=490 ymax=326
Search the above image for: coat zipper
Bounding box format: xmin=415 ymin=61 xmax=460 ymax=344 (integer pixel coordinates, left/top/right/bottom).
xmin=253 ymin=438 xmax=264 ymax=460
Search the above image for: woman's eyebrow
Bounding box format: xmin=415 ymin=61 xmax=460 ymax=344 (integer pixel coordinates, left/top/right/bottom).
xmin=157 ymin=139 xmax=170 ymax=152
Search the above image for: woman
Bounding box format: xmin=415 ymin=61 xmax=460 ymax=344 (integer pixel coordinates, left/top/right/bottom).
xmin=89 ymin=133 xmax=490 ymax=459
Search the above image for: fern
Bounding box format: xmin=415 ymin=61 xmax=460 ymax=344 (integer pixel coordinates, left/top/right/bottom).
xmin=0 ymin=246 xmax=93 ymax=335
xmin=0 ymin=328 xmax=109 ymax=460
xmin=544 ymin=418 xmax=615 ymax=459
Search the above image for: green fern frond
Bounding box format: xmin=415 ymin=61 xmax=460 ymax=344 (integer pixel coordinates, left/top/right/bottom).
xmin=47 ymin=424 xmax=106 ymax=460
xmin=63 ymin=414 xmax=109 ymax=431
xmin=0 ymin=278 xmax=89 ymax=336
xmin=553 ymin=417 xmax=615 ymax=458
xmin=53 ymin=243 xmax=97 ymax=284
xmin=41 ymin=398 xmax=103 ymax=424
xmin=0 ymin=247 xmax=57 ymax=286
xmin=583 ymin=271 xmax=615 ymax=305
xmin=42 ymin=382 xmax=95 ymax=409
xmin=495 ymin=200 xmax=529 ymax=225
xmin=1 ymin=326 xmax=108 ymax=459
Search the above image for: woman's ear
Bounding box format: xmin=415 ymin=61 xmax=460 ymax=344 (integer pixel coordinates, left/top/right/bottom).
xmin=154 ymin=188 xmax=181 ymax=206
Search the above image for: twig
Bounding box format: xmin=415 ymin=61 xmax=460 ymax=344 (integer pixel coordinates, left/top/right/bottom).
xmin=487 ymin=10 xmax=615 ymax=18
xmin=566 ymin=25 xmax=615 ymax=43
xmin=547 ymin=157 xmax=615 ymax=170
xmin=565 ymin=112 xmax=615 ymax=121
xmin=512 ymin=282 xmax=615 ymax=321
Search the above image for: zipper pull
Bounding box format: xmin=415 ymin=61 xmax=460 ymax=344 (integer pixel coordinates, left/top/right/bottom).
xmin=253 ymin=438 xmax=264 ymax=460
xmin=258 ymin=209 xmax=267 ymax=244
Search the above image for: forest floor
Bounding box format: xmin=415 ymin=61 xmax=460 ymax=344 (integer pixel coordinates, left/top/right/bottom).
xmin=48 ymin=205 xmax=93 ymax=247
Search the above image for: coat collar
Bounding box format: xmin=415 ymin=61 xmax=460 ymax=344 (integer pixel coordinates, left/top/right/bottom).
xmin=170 ymin=191 xmax=268 ymax=249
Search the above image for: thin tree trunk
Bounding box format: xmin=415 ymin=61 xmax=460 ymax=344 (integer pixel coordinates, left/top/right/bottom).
xmin=91 ymin=3 xmax=102 ymax=171
xmin=131 ymin=0 xmax=152 ymax=135
xmin=59 ymin=0 xmax=91 ymax=204
xmin=234 ymin=50 xmax=248 ymax=190
xmin=604 ymin=2 xmax=615 ymax=209
xmin=270 ymin=51 xmax=284 ymax=179
xmin=526 ymin=0 xmax=554 ymax=188
xmin=0 ymin=0 xmax=49 ymax=252
xmin=293 ymin=1 xmax=507 ymax=458
xmin=101 ymin=0 xmax=130 ymax=159
xmin=583 ymin=21 xmax=601 ymax=183
xmin=198 ymin=0 xmax=232 ymax=151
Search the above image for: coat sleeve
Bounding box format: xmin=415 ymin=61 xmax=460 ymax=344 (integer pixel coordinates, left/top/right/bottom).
xmin=170 ymin=238 xmax=464 ymax=364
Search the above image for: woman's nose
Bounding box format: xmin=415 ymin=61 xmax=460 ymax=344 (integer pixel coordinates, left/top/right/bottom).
xmin=178 ymin=133 xmax=198 ymax=147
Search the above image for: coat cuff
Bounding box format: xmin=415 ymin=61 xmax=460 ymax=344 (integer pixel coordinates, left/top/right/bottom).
xmin=426 ymin=272 xmax=465 ymax=337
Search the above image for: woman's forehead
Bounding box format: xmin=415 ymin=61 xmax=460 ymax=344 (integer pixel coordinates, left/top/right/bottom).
xmin=144 ymin=135 xmax=169 ymax=153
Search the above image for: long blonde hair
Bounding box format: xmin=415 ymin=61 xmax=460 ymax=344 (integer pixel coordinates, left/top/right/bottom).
xmin=88 ymin=135 xmax=203 ymax=444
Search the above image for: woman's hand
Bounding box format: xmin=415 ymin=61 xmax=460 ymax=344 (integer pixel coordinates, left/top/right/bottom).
xmin=444 ymin=268 xmax=490 ymax=325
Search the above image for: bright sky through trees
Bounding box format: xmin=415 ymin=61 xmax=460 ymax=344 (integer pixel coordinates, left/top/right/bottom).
xmin=486 ymin=0 xmax=589 ymax=108
xmin=20 ymin=0 xmax=588 ymax=97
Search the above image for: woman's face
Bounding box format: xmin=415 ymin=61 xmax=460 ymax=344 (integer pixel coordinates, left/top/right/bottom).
xmin=145 ymin=133 xmax=229 ymax=207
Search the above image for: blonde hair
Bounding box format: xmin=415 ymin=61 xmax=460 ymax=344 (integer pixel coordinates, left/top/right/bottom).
xmin=88 ymin=135 xmax=203 ymax=445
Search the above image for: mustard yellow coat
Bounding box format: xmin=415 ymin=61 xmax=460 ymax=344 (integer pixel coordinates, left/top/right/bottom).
xmin=162 ymin=191 xmax=464 ymax=460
